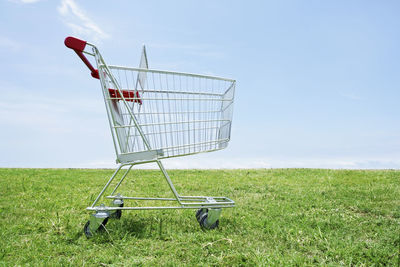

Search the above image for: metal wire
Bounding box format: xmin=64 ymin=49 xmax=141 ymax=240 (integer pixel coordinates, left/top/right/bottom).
xmin=97 ymin=63 xmax=235 ymax=162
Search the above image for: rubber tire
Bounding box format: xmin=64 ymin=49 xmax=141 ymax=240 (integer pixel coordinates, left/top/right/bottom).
xmin=114 ymin=202 xmax=123 ymax=220
xmin=195 ymin=208 xmax=208 ymax=222
xmin=114 ymin=209 xmax=122 ymax=220
xmin=98 ymin=217 xmax=109 ymax=231
xmin=83 ymin=217 xmax=109 ymax=238
xmin=199 ymin=213 xmax=219 ymax=230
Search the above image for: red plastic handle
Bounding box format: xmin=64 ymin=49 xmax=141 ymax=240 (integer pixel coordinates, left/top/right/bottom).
xmin=65 ymin=36 xmax=99 ymax=79
xmin=65 ymin=36 xmax=87 ymax=51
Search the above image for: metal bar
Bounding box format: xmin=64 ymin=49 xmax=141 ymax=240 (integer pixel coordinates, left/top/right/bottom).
xmin=115 ymin=139 xmax=228 ymax=161
xmin=110 ymin=164 xmax=133 ymax=195
xmin=82 ymin=50 xmax=95 ymax=56
xmin=156 ymin=160 xmax=182 ymax=204
xmin=93 ymin=47 xmax=123 ymax=160
xmin=106 ymin=97 xmax=232 ymax=101
xmin=220 ymin=197 xmax=235 ymax=203
xmin=113 ymin=119 xmax=231 ymax=128
xmin=180 ymin=196 xmax=231 ymax=199
xmin=137 ymin=89 xmax=223 ymax=97
xmin=223 ymin=82 xmax=235 ymax=96
xmin=121 ymin=159 xmax=157 ymax=166
xmin=106 ymin=195 xmax=233 ymax=203
xmin=121 ymin=110 xmax=222 ymax=116
xmin=128 ymin=126 xmax=220 ymax=138
xmin=117 ymin=147 xmax=225 ymax=164
xmin=90 ymin=165 xmax=124 ymax=208
xmin=179 ymin=196 xmax=209 ymax=199
xmin=221 ymin=101 xmax=234 ymax=113
xmin=118 ymin=150 xmax=162 ymax=163
xmin=88 ymin=206 xmax=182 ymax=211
xmin=181 ymin=201 xmax=235 ymax=206
xmin=154 ymin=139 xmax=228 ymax=153
xmin=87 ymin=205 xmax=235 ymax=211
xmin=178 ymin=198 xmax=234 ymax=202
xmin=105 ymin=64 xmax=236 ymax=82
xmin=155 ymin=146 xmax=226 ymax=160
xmin=106 ymin=196 xmax=177 ymax=201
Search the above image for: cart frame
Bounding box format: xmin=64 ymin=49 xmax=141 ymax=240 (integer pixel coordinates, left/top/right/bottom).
xmin=64 ymin=36 xmax=236 ymax=236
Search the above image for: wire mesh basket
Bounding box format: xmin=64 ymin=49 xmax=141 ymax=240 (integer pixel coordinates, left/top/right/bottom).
xmin=103 ymin=65 xmax=235 ymax=162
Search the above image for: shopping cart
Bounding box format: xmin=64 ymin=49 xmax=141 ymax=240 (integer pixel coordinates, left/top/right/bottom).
xmin=64 ymin=36 xmax=236 ymax=237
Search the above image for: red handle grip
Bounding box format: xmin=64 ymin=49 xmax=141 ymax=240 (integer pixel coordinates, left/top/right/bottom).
xmin=64 ymin=36 xmax=87 ymax=51
xmin=64 ymin=36 xmax=99 ymax=79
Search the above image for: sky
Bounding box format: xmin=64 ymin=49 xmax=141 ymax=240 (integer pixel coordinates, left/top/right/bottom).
xmin=1 ymin=0 xmax=400 ymax=169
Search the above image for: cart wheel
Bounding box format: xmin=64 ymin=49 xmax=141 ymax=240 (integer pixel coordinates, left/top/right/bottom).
xmin=199 ymin=212 xmax=219 ymax=230
xmin=116 ymin=201 xmax=124 ymax=219
xmin=84 ymin=220 xmax=91 ymax=237
xmin=114 ymin=208 xmax=122 ymax=220
xmin=195 ymin=208 xmax=208 ymax=222
xmin=83 ymin=217 xmax=109 ymax=238
xmin=98 ymin=217 xmax=109 ymax=231
xmin=111 ymin=198 xmax=124 ymax=220
xmin=110 ymin=203 xmax=123 ymax=220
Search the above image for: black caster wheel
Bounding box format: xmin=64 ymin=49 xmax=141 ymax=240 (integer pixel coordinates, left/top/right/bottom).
xmin=199 ymin=212 xmax=219 ymax=230
xmin=83 ymin=220 xmax=91 ymax=238
xmin=83 ymin=217 xmax=109 ymax=238
xmin=97 ymin=217 xmax=109 ymax=231
xmin=195 ymin=208 xmax=208 ymax=222
xmin=114 ymin=209 xmax=122 ymax=220
xmin=111 ymin=203 xmax=123 ymax=220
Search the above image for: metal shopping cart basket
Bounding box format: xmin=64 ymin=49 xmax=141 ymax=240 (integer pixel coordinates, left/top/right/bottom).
xmin=65 ymin=36 xmax=236 ymax=237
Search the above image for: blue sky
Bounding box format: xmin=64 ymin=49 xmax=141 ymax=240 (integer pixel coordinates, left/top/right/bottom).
xmin=1 ymin=0 xmax=399 ymax=169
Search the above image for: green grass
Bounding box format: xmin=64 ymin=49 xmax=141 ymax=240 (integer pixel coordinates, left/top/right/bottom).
xmin=0 ymin=168 xmax=399 ymax=266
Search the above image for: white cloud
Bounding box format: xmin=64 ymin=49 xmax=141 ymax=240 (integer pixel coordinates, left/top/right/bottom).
xmin=58 ymin=0 xmax=109 ymax=42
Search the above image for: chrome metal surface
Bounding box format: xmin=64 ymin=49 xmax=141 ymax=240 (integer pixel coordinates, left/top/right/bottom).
xmin=72 ymin=41 xmax=236 ymax=226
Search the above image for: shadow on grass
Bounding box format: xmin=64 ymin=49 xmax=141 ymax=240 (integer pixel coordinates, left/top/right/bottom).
xmin=104 ymin=215 xmax=183 ymax=239
xmin=78 ymin=208 xmax=239 ymax=241
xmin=116 ymin=216 xmax=149 ymax=238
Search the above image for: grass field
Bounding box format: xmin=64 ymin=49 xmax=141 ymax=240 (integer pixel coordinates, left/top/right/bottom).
xmin=0 ymin=168 xmax=399 ymax=266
